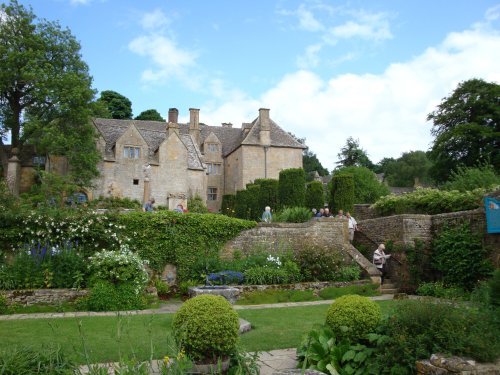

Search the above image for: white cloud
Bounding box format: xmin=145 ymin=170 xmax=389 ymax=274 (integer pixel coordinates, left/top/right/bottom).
xmin=296 ymin=4 xmax=324 ymax=32
xmin=70 ymin=0 xmax=91 ymax=5
xmin=324 ymin=11 xmax=393 ymax=43
xmin=140 ymin=9 xmax=170 ymax=30
xmin=297 ymin=44 xmax=322 ymax=68
xmin=200 ymin=18 xmax=500 ymax=172
xmin=129 ymin=34 xmax=198 ymax=84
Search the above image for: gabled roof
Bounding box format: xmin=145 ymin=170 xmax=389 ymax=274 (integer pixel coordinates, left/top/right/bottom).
xmin=93 ymin=112 xmax=304 ymax=163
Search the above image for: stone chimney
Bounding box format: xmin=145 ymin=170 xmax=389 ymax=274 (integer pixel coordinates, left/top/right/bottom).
xmin=168 ymin=108 xmax=179 ymax=124
xmin=189 ymin=108 xmax=200 ymax=145
xmin=221 ymin=122 xmax=233 ymax=128
xmin=167 ymin=122 xmax=179 ymax=137
xmin=259 ymin=108 xmax=271 ymax=146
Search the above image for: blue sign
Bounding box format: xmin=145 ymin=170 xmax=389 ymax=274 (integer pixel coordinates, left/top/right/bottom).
xmin=485 ymin=197 xmax=500 ymax=234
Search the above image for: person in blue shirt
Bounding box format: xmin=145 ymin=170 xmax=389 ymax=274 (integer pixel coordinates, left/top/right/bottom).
xmin=143 ymin=198 xmax=155 ymax=212
xmin=262 ymin=206 xmax=272 ymax=223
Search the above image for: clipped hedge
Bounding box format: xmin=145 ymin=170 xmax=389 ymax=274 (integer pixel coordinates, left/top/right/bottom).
xmin=245 ymin=183 xmax=261 ymax=221
xmin=254 ymin=178 xmax=279 ymax=212
xmin=221 ymin=194 xmax=236 ymax=217
xmin=305 ymin=180 xmax=324 ymax=210
xmin=279 ymin=168 xmax=306 ymax=208
xmin=371 ymin=188 xmax=487 ymax=216
xmin=330 ymin=174 xmax=354 ymax=213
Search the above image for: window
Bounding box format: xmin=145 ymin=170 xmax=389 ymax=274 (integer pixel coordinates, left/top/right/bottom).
xmin=208 ymin=187 xmax=217 ymax=201
xmin=123 ymin=146 xmax=140 ymax=159
xmin=32 ymin=156 xmax=46 ymax=166
xmin=133 ymin=179 xmax=139 ymax=185
xmin=206 ymin=163 xmax=222 ymax=175
xmin=207 ymin=143 xmax=219 ymax=152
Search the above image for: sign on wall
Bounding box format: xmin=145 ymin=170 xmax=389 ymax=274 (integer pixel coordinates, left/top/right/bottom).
xmin=485 ymin=197 xmax=500 ymax=234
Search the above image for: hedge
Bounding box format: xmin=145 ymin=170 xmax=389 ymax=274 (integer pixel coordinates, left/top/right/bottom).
xmin=305 ymin=181 xmax=324 ymax=211
xmin=254 ymin=178 xmax=279 ymax=212
xmin=330 ymin=174 xmax=354 ymax=213
xmin=221 ymin=194 xmax=236 ymax=217
xmin=279 ymin=168 xmax=306 ymax=208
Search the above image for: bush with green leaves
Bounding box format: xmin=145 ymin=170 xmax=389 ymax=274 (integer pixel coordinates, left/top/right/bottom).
xmin=88 ymin=245 xmax=149 ymax=294
xmin=305 ymin=181 xmax=324 ymax=211
xmin=82 ymin=280 xmax=147 ymax=311
xmin=295 ymin=244 xmax=343 ymax=281
xmin=254 ymin=178 xmax=279 ymax=213
xmin=416 ymin=281 xmax=467 ymax=300
xmin=334 ymin=166 xmax=389 ymax=204
xmin=187 ymin=195 xmax=209 ymax=213
xmin=273 ymin=207 xmax=312 ymax=223
xmin=221 ymin=194 xmax=236 ymax=217
xmin=441 ymin=164 xmax=500 ymax=192
xmin=173 ymin=295 xmax=240 ymax=361
xmin=325 ymin=295 xmax=381 ymax=341
xmin=431 ymin=224 xmax=493 ymax=290
xmin=243 ymin=255 xmax=302 ymax=285
xmin=88 ymin=196 xmax=141 ymax=209
xmin=330 ymin=174 xmax=354 ymax=213
xmin=380 ymin=299 xmax=500 ymax=365
xmin=234 ymin=189 xmax=251 ymax=219
xmin=278 ymin=168 xmax=306 ymax=209
xmin=371 ymin=187 xmax=487 ymax=216
xmin=245 ymin=183 xmax=262 ymax=221
xmin=489 ymin=268 xmax=500 ymax=308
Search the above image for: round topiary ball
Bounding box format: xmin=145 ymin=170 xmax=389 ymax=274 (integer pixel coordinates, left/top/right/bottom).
xmin=325 ymin=294 xmax=381 ymax=341
xmin=173 ymin=294 xmax=240 ymax=361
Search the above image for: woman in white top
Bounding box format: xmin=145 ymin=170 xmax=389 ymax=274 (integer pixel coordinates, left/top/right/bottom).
xmin=373 ymin=244 xmax=391 ymax=284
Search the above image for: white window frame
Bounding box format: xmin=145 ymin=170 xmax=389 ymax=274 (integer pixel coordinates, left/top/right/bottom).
xmin=123 ymin=146 xmax=140 ymax=159
xmin=208 ymin=187 xmax=218 ymax=201
xmin=207 ymin=143 xmax=219 ymax=152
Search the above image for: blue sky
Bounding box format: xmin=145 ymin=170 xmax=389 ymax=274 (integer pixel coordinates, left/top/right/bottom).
xmin=15 ymin=0 xmax=500 ymax=171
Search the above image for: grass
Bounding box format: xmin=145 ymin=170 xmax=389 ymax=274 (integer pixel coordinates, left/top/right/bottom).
xmin=236 ymin=284 xmax=380 ymax=305
xmin=0 ymin=300 xmax=396 ymax=364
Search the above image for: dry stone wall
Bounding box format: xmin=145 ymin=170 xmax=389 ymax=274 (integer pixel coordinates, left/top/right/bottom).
xmin=2 ymin=289 xmax=88 ymax=306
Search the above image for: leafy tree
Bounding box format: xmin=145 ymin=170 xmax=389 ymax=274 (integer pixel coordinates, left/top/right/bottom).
xmin=96 ymin=90 xmax=133 ymax=119
xmin=373 ymin=157 xmax=396 ymax=174
xmin=135 ymin=109 xmax=165 ymax=122
xmin=441 ymin=164 xmax=500 ymax=192
xmin=287 ymin=132 xmax=329 ymax=177
xmin=383 ymin=151 xmax=433 ymax=187
xmin=427 ymin=79 xmax=500 ymax=181
xmin=334 ymin=166 xmax=389 ymax=204
xmin=336 ymin=137 xmax=374 ymax=170
xmin=0 ymin=0 xmax=99 ymax=185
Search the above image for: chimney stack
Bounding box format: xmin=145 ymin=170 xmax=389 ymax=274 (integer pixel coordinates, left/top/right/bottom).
xmin=259 ymin=108 xmax=271 ymax=146
xmin=168 ymin=108 xmax=179 ymax=124
xmin=189 ymin=108 xmax=200 ymax=145
xmin=221 ymin=122 xmax=233 ymax=128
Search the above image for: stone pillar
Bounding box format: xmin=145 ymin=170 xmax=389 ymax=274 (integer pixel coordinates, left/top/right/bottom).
xmin=143 ymin=177 xmax=150 ymax=203
xmin=259 ymin=108 xmax=271 ymax=146
xmin=189 ymin=108 xmax=200 ymax=145
xmin=6 ymin=148 xmax=21 ymax=196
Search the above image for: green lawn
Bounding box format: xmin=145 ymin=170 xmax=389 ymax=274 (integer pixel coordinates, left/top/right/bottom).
xmin=0 ymin=301 xmax=396 ymax=364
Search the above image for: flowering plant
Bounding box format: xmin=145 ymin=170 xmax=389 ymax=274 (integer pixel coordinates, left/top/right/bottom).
xmin=266 ymin=254 xmax=282 ymax=268
xmin=88 ymin=245 xmax=149 ymax=294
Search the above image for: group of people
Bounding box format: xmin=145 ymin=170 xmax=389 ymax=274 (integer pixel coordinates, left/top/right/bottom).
xmin=142 ymin=198 xmax=186 ymax=213
xmin=310 ymin=208 xmax=358 ymax=243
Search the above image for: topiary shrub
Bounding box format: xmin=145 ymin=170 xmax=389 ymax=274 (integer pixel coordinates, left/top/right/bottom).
xmin=330 ymin=174 xmax=354 ymax=213
xmin=278 ymin=168 xmax=306 ymax=209
xmin=173 ymin=295 xmax=240 ymax=361
xmin=325 ymin=294 xmax=381 ymax=341
xmin=305 ymin=180 xmax=324 ymax=211
xmin=187 ymin=195 xmax=209 ymax=213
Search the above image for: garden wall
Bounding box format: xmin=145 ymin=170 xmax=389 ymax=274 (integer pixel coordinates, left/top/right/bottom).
xmin=222 ymin=218 xmax=381 ymax=282
xmin=2 ymin=288 xmax=88 ymax=306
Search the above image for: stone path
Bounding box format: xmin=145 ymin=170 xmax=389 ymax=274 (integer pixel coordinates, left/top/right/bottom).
xmin=0 ymin=295 xmax=395 ymax=373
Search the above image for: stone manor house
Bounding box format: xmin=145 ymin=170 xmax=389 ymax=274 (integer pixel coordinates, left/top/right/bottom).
xmin=5 ymin=108 xmax=304 ymax=211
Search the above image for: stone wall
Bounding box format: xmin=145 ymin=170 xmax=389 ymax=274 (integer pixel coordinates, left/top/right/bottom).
xmin=223 ymin=218 xmax=381 ymax=283
xmin=416 ymin=354 xmax=500 ymax=375
xmin=2 ymin=289 xmax=88 ymax=306
xmin=353 ymin=204 xmax=378 ymax=221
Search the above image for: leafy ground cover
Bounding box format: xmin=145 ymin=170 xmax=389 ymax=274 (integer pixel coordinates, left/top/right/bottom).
xmin=0 ymin=301 xmax=395 ymax=364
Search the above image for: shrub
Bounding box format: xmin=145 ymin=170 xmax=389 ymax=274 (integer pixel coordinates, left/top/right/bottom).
xmin=234 ymin=189 xmax=251 ymax=220
xmin=318 ymin=283 xmax=380 ymax=299
xmin=305 ymin=181 xmax=324 ymax=211
xmin=245 ymin=183 xmax=261 ymax=221
xmin=173 ymin=295 xmax=240 ymax=361
xmin=441 ymin=164 xmax=500 ymax=192
xmin=416 ymin=281 xmax=467 ymax=300
xmin=88 ymin=196 xmax=141 ymax=209
xmin=187 ymin=195 xmax=209 ymax=213
xmin=381 ymin=299 xmax=500 ymax=365
xmin=83 ymin=280 xmax=147 ymax=311
xmin=371 ymin=187 xmax=487 ymax=216
xmin=334 ymin=166 xmax=389 ymax=204
xmin=88 ymin=245 xmax=149 ymax=294
xmin=325 ymin=295 xmax=381 ymax=341
xmin=295 ymin=244 xmax=343 ymax=281
xmin=278 ymin=168 xmax=306 ymax=209
xmin=490 ymin=268 xmax=500 ymax=308
xmin=431 ymin=224 xmax=493 ymax=290
xmin=254 ymin=178 xmax=279 ymax=213
xmin=221 ymin=194 xmax=236 ymax=217
xmin=273 ymin=207 xmax=311 ymax=223
xmin=244 ymin=266 xmax=291 ymax=285
xmin=330 ymin=174 xmax=354 ymax=213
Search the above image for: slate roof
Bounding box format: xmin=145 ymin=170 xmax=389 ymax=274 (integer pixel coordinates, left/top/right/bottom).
xmin=92 ymin=114 xmax=304 ymax=166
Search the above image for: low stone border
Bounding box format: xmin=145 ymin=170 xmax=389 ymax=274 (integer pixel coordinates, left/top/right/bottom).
xmin=232 ymin=279 xmax=372 ymax=294
xmin=1 ymin=288 xmax=88 ymax=306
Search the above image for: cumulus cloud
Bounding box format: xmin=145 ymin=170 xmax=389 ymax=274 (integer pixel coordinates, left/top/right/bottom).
xmin=140 ymin=9 xmax=170 ymax=30
xmin=200 ymin=14 xmax=500 ymax=171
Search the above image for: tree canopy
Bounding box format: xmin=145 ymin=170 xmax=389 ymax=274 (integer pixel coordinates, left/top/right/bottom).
xmin=336 ymin=137 xmax=374 ymax=171
xmin=96 ymin=90 xmax=133 ymax=120
xmin=0 ymin=0 xmax=98 ymax=185
xmin=427 ymin=78 xmax=500 ymax=181
xmin=383 ymin=151 xmax=433 ymax=187
xmin=333 ymin=166 xmax=389 ymax=204
xmin=135 ymin=109 xmax=165 ymax=122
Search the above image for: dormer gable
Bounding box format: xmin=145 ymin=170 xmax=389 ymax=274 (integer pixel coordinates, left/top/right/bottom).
xmin=203 ymin=132 xmax=221 ymax=154
xmin=115 ymin=123 xmax=148 ymax=161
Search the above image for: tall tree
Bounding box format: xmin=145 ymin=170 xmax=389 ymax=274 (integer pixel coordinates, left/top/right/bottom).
xmin=336 ymin=137 xmax=374 ymax=171
xmin=333 ymin=166 xmax=389 ymax=204
xmin=427 ymin=78 xmax=500 ymax=181
xmin=383 ymin=151 xmax=433 ymax=187
xmin=0 ymin=0 xmax=98 ymax=185
xmin=97 ymin=90 xmax=133 ymax=119
xmin=135 ymin=109 xmax=165 ymax=122
xmin=287 ymin=132 xmax=329 ymax=177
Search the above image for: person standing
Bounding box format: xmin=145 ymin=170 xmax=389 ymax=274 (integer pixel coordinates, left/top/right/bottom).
xmin=262 ymin=206 xmax=272 ymax=223
xmin=346 ymin=211 xmax=358 ymax=243
xmin=336 ymin=209 xmax=345 ymax=218
xmin=373 ymin=244 xmax=391 ymax=284
xmin=143 ymin=198 xmax=155 ymax=212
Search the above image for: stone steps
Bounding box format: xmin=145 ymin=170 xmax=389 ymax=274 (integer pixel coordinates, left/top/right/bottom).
xmin=380 ymin=279 xmax=398 ymax=294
